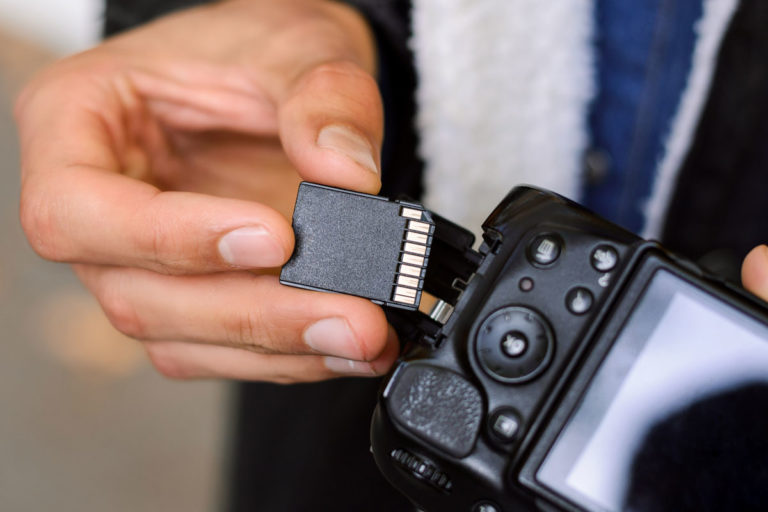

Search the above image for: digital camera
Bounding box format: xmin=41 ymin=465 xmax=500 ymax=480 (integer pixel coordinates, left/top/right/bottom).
xmin=370 ymin=186 xmax=768 ymax=512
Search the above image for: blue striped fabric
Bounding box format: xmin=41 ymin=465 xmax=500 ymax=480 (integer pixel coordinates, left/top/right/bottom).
xmin=582 ymin=0 xmax=704 ymax=234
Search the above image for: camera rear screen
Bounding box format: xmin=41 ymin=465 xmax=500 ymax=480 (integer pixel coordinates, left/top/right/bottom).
xmin=537 ymin=270 xmax=768 ymax=511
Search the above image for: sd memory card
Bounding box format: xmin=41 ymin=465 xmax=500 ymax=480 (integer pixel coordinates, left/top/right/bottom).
xmin=280 ymin=182 xmax=435 ymax=310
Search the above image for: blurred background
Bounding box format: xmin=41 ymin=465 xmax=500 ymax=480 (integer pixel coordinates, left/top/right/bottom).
xmin=0 ymin=2 xmax=228 ymax=511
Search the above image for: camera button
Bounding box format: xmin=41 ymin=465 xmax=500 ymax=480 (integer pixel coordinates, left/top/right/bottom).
xmin=473 ymin=501 xmax=501 ymax=512
xmin=591 ymin=245 xmax=618 ymax=272
xmin=490 ymin=409 xmax=521 ymax=442
xmin=501 ymin=331 xmax=528 ymax=357
xmin=475 ymin=307 xmax=554 ymax=383
xmin=566 ymin=287 xmax=593 ymax=315
xmin=528 ymin=234 xmax=562 ymax=266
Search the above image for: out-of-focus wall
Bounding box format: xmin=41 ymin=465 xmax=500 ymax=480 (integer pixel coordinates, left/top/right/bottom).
xmin=0 ymin=3 xmax=230 ymax=512
xmin=0 ymin=0 xmax=100 ymax=54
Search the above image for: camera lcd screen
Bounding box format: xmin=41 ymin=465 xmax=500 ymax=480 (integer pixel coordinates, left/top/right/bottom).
xmin=537 ymin=269 xmax=768 ymax=511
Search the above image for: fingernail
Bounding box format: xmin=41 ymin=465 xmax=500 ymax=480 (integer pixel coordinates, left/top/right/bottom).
xmin=218 ymin=226 xmax=286 ymax=268
xmin=323 ymin=356 xmax=377 ymax=376
xmin=303 ymin=317 xmax=361 ymax=359
xmin=317 ymin=124 xmax=378 ymax=174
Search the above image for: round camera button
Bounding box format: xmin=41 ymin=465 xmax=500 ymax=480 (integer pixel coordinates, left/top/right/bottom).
xmin=473 ymin=502 xmax=501 ymax=512
xmin=475 ymin=306 xmax=554 ymax=383
xmin=591 ymin=245 xmax=618 ymax=272
xmin=490 ymin=409 xmax=521 ymax=442
xmin=528 ymin=234 xmax=563 ymax=266
xmin=566 ymin=287 xmax=593 ymax=315
xmin=501 ymin=331 xmax=528 ymax=357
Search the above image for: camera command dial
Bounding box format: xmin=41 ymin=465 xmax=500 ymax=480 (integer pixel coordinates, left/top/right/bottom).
xmin=475 ymin=306 xmax=554 ymax=383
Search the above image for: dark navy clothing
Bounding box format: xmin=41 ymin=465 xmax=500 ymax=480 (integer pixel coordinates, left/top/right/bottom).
xmin=584 ymin=0 xmax=702 ymax=233
xmin=663 ymin=1 xmax=768 ymax=268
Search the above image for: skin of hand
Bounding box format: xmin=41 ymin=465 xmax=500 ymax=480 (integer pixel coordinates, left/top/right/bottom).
xmin=742 ymin=245 xmax=768 ymax=302
xmin=15 ymin=0 xmax=399 ymax=383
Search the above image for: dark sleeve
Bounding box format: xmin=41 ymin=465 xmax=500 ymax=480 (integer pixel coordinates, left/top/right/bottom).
xmin=345 ymin=0 xmax=423 ymax=199
xmin=104 ymin=0 xmax=207 ymax=36
xmin=661 ymin=0 xmax=768 ymax=278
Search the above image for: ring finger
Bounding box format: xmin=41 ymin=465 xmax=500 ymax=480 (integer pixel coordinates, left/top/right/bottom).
xmin=142 ymin=332 xmax=398 ymax=383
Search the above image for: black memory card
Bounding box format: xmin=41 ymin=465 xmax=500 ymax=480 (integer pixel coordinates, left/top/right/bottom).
xmin=280 ymin=182 xmax=435 ymax=310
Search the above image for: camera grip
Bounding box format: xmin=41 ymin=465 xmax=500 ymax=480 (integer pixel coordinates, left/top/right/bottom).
xmin=386 ymin=364 xmax=483 ymax=458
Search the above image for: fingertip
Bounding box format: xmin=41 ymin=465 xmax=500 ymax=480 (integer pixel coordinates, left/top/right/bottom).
xmin=315 ymin=123 xmax=381 ymax=183
xmin=323 ymin=324 xmax=399 ymax=377
xmin=344 ymin=300 xmax=390 ymax=361
xmin=293 ymin=139 xmax=382 ymax=194
xmin=278 ymin=60 xmax=383 ymax=195
xmin=369 ymin=324 xmax=400 ymax=374
xmin=217 ymin=214 xmax=294 ymax=269
xmin=742 ymin=245 xmax=768 ymax=295
xmin=238 ymin=199 xmax=295 ymax=253
xmin=300 ymin=292 xmax=389 ymax=360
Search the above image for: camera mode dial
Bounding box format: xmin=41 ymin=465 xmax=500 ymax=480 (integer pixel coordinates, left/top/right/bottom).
xmin=475 ymin=306 xmax=554 ymax=383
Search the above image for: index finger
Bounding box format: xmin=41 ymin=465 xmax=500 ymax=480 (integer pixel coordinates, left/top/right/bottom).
xmin=17 ymin=71 xmax=293 ymax=274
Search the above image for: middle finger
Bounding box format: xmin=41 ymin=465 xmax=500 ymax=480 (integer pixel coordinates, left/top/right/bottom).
xmin=74 ymin=265 xmax=391 ymax=362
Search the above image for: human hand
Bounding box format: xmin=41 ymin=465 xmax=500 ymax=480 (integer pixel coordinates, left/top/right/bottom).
xmin=16 ymin=0 xmax=397 ymax=382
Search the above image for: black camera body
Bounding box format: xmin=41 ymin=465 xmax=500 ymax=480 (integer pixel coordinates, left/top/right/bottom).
xmin=370 ymin=187 xmax=768 ymax=511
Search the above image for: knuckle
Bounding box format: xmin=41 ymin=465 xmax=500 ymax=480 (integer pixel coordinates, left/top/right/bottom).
xmin=309 ymin=61 xmax=381 ymax=119
xmin=148 ymin=222 xmax=175 ymax=273
xmin=138 ymin=196 xmax=190 ymax=274
xmin=284 ymin=60 xmax=382 ymax=132
xmin=14 ymin=57 xmax=97 ymax=125
xmin=308 ymin=60 xmax=364 ymax=80
xmin=306 ymin=60 xmax=377 ymax=96
xmin=237 ymin=311 xmax=261 ymax=346
xmin=223 ymin=308 xmax=275 ymax=352
xmin=13 ymin=83 xmax=33 ymax=123
xmin=271 ymin=375 xmax=301 ymax=385
xmin=19 ymin=186 xmax=66 ymax=262
xmin=145 ymin=343 xmax=194 ymax=380
xmin=99 ymin=285 xmax=147 ymax=340
xmin=268 ymin=364 xmax=317 ymax=384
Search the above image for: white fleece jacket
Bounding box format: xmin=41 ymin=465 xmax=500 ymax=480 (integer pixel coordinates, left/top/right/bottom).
xmin=410 ymin=0 xmax=738 ymax=238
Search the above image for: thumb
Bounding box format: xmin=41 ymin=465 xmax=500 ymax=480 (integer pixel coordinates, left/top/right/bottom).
xmin=277 ymin=60 xmax=383 ymax=194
